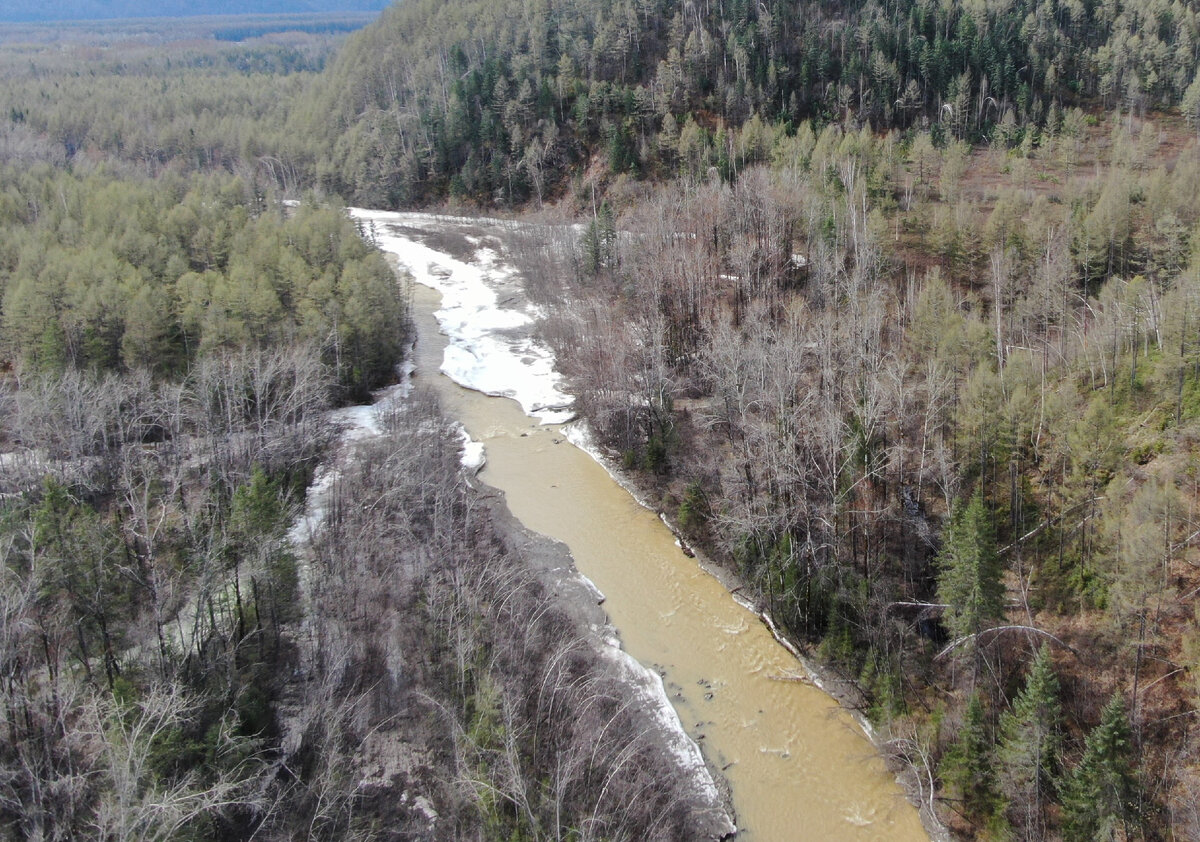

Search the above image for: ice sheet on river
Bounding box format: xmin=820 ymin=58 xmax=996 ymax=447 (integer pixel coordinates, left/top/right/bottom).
xmin=348 ymin=208 xmax=574 ymax=424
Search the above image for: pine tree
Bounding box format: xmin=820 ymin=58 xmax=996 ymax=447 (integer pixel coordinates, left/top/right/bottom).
xmin=1062 ymin=692 xmax=1141 ymax=842
xmin=936 ymin=490 xmax=1005 ymax=643
xmin=997 ymin=644 xmax=1062 ymax=841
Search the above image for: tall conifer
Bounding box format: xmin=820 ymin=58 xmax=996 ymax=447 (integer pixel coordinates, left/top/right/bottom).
xmin=1062 ymin=693 xmax=1141 ymax=842
xmin=936 ymin=490 xmax=1005 ymax=643
xmin=997 ymin=644 xmax=1062 ymax=840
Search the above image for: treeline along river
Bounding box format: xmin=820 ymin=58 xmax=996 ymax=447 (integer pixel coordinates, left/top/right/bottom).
xmin=352 ymin=209 xmax=931 ymax=842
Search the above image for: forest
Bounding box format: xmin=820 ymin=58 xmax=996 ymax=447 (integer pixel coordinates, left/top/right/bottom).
xmin=0 ymin=15 xmax=734 ymax=842
xmin=5 ymin=0 xmax=1200 ymax=839
xmin=299 ymin=0 xmax=1200 ymax=207
xmin=302 ymin=0 xmax=1200 ymax=839
xmin=513 ymin=124 xmax=1200 ymax=838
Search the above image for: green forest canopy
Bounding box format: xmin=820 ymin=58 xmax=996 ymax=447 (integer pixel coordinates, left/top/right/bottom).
xmin=0 ymin=168 xmax=406 ymax=399
xmin=300 ymin=0 xmax=1200 ymax=205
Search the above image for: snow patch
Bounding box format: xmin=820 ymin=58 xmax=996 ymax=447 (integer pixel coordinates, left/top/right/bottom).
xmin=326 ymin=348 xmax=416 ymax=442
xmin=289 ymin=348 xmax=431 ymax=558
xmin=601 ymin=643 xmax=725 ymax=809
xmin=289 ymin=463 xmax=338 ymax=547
xmin=455 ymin=424 xmax=486 ymax=473
xmin=577 ymin=571 xmax=607 ymax=605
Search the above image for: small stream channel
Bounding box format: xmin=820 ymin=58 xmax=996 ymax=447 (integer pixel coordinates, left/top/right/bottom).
xmin=358 ymin=210 xmax=931 ymax=842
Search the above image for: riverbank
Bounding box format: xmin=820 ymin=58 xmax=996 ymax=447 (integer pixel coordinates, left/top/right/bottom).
xmin=286 ymin=382 xmax=737 ymax=840
xmin=564 ymin=423 xmax=950 ymax=841
xmin=472 ymin=481 xmax=738 ymax=840
xmin=360 ymin=206 xmax=931 ymax=841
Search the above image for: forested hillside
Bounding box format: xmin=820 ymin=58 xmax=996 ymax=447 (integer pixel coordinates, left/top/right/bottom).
xmin=303 ymin=0 xmax=1200 ymax=206
xmin=7 ymin=0 xmax=1200 ymax=839
xmin=507 ymin=123 xmax=1200 ymax=836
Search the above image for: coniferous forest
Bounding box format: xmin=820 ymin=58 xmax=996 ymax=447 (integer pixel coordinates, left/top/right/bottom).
xmin=6 ymin=0 xmax=1200 ymax=839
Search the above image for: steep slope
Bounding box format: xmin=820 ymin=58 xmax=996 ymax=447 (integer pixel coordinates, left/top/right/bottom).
xmin=302 ymin=0 xmax=1200 ymax=207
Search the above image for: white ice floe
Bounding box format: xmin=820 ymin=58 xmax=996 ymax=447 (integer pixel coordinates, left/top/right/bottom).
xmin=348 ymin=208 xmax=574 ymax=424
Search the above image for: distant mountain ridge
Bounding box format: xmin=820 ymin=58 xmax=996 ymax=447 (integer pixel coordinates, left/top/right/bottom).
xmin=0 ymin=1 xmax=391 ymax=23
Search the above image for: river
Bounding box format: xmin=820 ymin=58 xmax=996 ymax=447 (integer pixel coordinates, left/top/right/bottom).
xmin=353 ymin=209 xmax=932 ymax=842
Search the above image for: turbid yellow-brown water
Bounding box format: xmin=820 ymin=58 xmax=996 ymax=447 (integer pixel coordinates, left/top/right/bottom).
xmin=402 ymin=267 xmax=929 ymax=841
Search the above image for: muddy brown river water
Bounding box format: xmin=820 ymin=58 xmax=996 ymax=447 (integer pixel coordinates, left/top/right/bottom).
xmin=402 ymin=275 xmax=930 ymax=842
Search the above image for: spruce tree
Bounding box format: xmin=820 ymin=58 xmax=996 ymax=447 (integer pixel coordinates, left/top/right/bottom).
xmin=941 ymin=692 xmax=1000 ymax=822
xmin=936 ymin=490 xmax=1005 ymax=642
xmin=1062 ymin=692 xmax=1141 ymax=842
xmin=598 ymin=201 xmax=618 ymax=268
xmin=997 ymin=644 xmax=1062 ymax=840
xmin=580 ymin=218 xmax=602 ymax=276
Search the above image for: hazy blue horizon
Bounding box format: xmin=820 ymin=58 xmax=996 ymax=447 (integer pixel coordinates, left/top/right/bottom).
xmin=0 ymin=2 xmax=391 ymax=24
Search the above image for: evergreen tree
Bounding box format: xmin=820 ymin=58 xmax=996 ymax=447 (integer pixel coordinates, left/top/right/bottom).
xmin=936 ymin=490 xmax=1005 ymax=643
xmin=941 ymin=692 xmax=1000 ymax=822
xmin=580 ymin=218 xmax=603 ymax=276
xmin=579 ymin=201 xmax=619 ymax=278
xmin=1062 ymin=693 xmax=1141 ymax=842
xmin=598 ymin=200 xmax=618 ymax=270
xmin=997 ymin=644 xmax=1063 ymax=841
xmin=1186 ymin=70 xmax=1200 ymax=134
